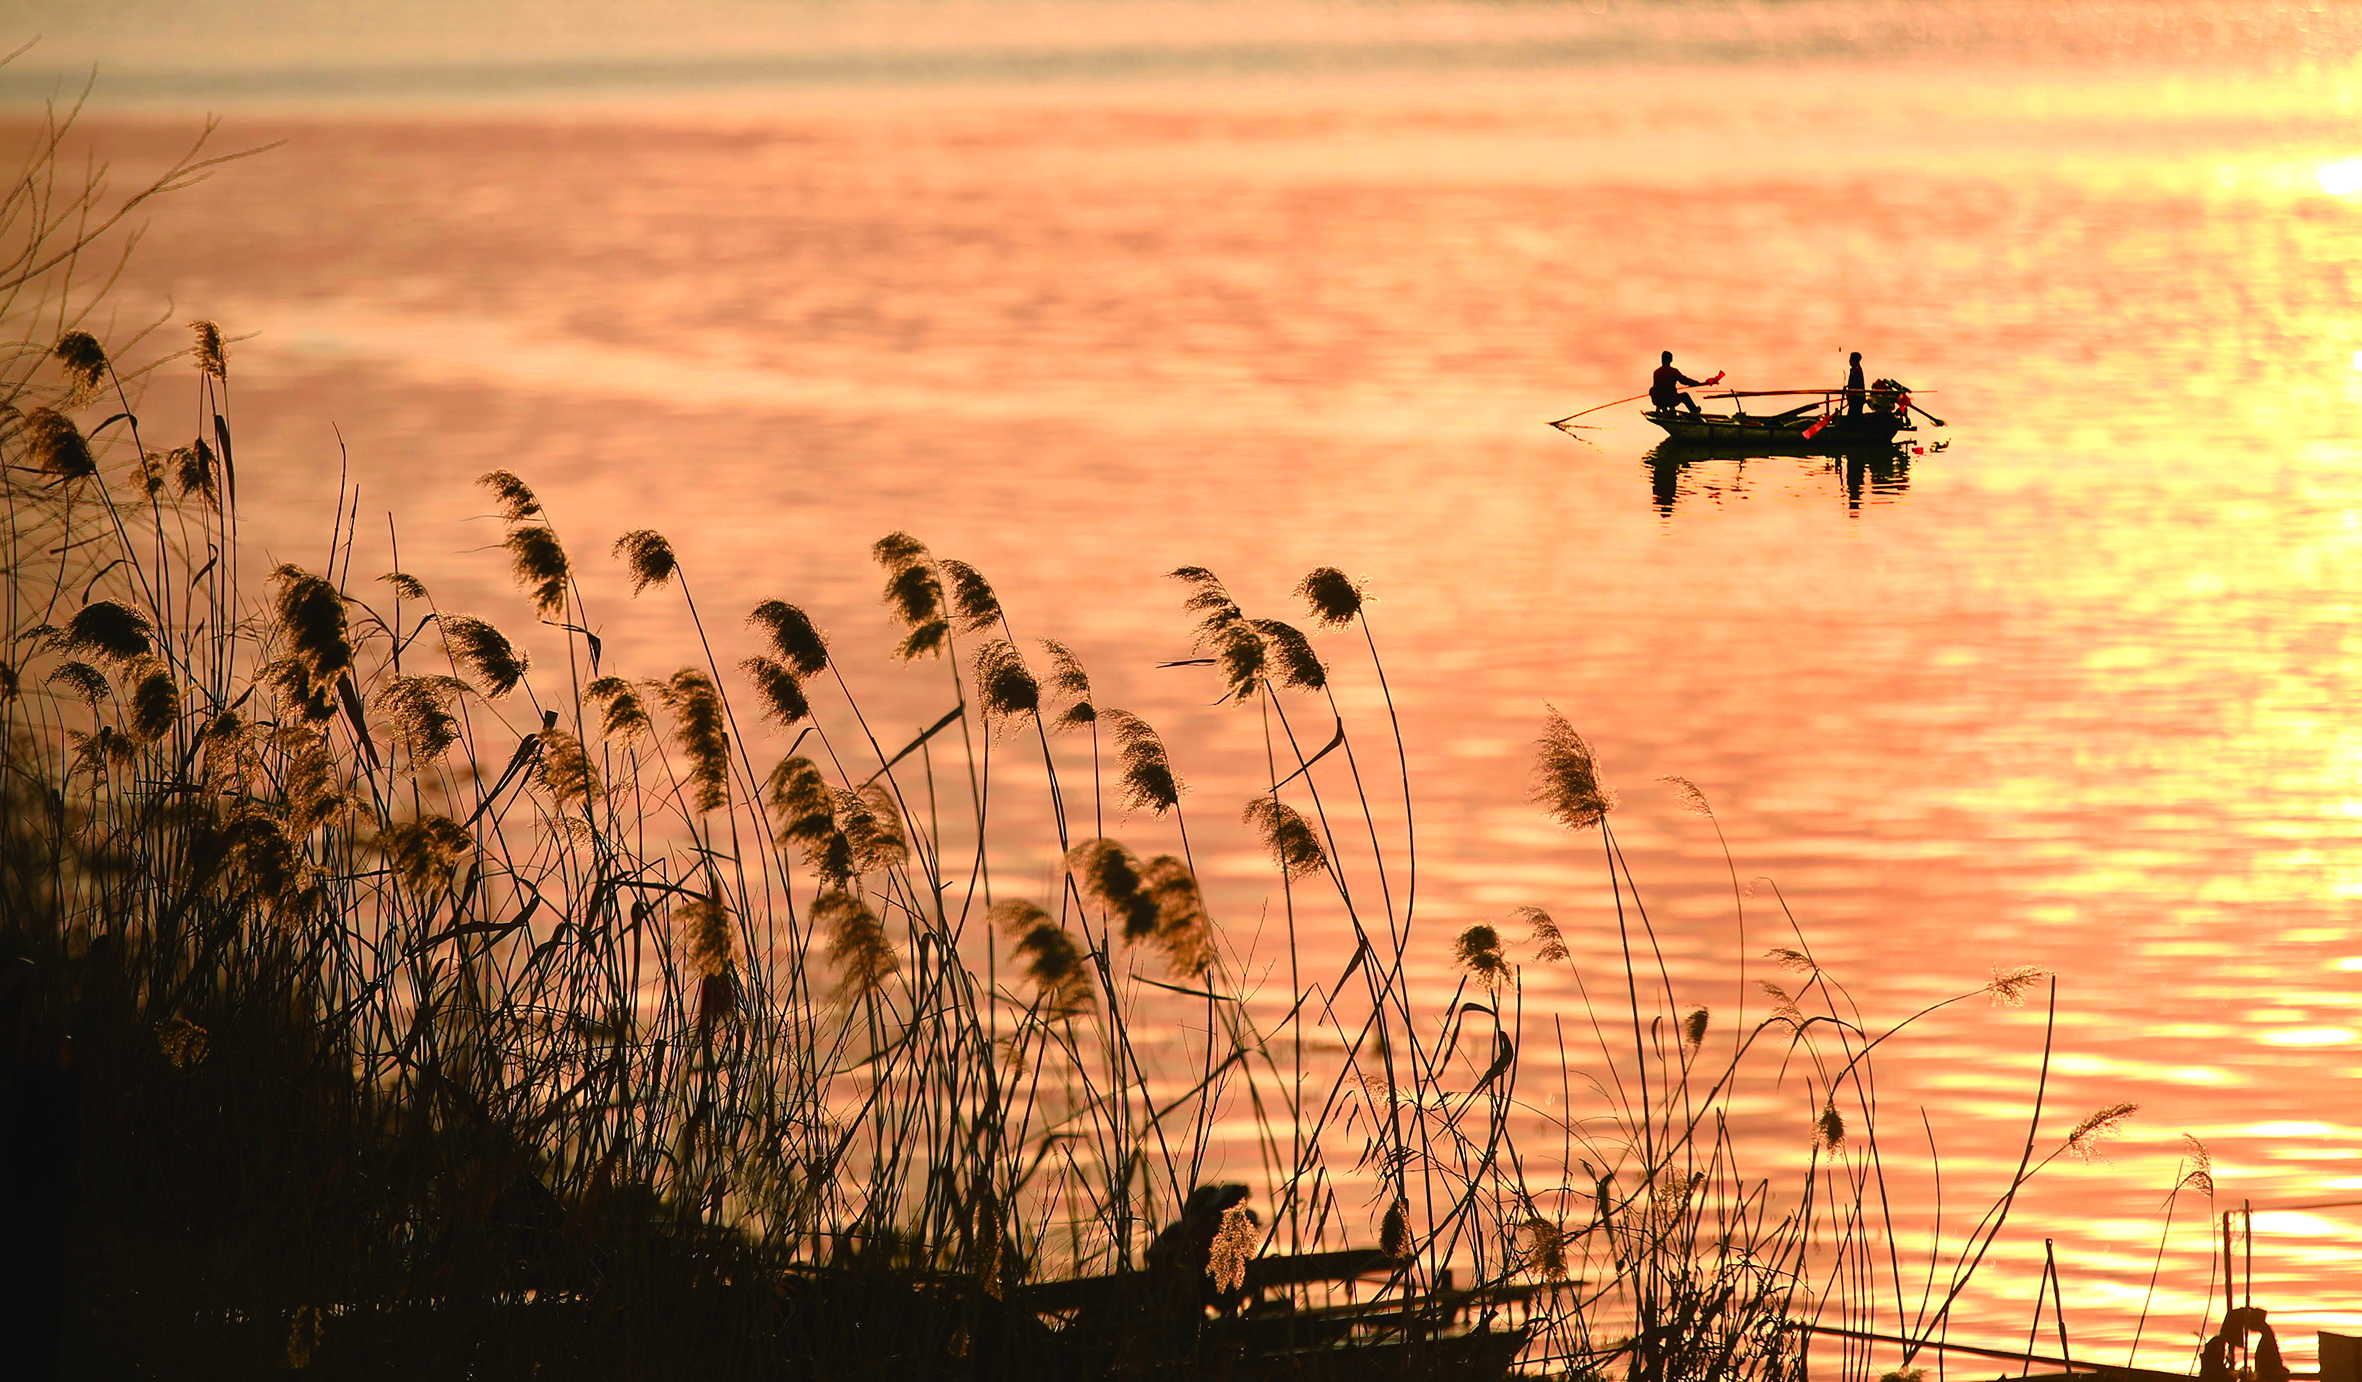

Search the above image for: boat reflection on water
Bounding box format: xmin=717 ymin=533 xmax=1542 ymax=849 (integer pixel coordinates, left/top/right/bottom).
xmin=1642 ymin=443 xmax=1917 ymax=515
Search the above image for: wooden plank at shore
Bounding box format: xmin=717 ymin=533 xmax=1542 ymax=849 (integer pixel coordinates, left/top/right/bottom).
xmin=1794 ymin=1323 xmax=2208 ymax=1381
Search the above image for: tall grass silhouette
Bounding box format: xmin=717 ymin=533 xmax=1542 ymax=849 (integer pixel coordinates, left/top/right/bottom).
xmin=0 ymin=103 xmax=2147 ymax=1382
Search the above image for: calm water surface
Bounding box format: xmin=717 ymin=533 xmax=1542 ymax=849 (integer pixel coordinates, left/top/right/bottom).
xmin=30 ymin=17 xmax=2362 ymax=1360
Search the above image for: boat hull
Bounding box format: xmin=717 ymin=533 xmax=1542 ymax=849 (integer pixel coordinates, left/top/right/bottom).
xmin=1645 ymin=408 xmax=1908 ymax=455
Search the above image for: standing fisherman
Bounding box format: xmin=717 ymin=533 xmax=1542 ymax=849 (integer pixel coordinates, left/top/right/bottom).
xmin=1843 ymin=351 xmax=1867 ymax=418
xmin=1651 ymin=351 xmax=1722 ymax=417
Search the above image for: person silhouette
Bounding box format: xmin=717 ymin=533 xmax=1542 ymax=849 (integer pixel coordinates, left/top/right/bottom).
xmin=1843 ymin=351 xmax=1866 ymax=419
xmin=1651 ymin=351 xmax=1721 ymax=416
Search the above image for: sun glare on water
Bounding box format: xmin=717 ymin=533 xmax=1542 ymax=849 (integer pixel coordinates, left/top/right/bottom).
xmin=2318 ymin=157 xmax=2362 ymax=195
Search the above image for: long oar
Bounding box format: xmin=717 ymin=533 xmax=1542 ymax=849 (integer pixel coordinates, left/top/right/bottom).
xmin=1549 ymin=390 xmax=1651 ymax=430
xmin=1908 ymin=400 xmax=1948 ymax=427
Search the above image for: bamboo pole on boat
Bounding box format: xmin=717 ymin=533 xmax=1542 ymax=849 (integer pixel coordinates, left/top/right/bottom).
xmin=1549 ymin=391 xmax=1651 ymax=429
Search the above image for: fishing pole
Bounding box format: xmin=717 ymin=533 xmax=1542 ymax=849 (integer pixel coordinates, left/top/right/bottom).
xmin=1548 ymin=391 xmax=1651 ymax=429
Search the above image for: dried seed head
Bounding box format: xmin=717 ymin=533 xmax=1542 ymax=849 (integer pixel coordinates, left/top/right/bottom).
xmin=174 ymin=442 xmax=218 ymax=505
xmin=1985 ymin=964 xmax=2051 ymax=1007
xmin=658 ymin=668 xmax=729 ymax=813
xmin=380 ymin=571 xmax=429 ymax=603
xmin=1069 ymin=837 xmax=1147 ymax=918
xmin=992 ymin=900 xmax=1092 ymax=1016
xmin=538 ymin=727 xmax=598 ymax=806
xmin=189 ymin=320 xmax=227 ymax=378
xmin=1681 ymin=1006 xmax=1711 ymax=1051
xmin=1764 ymin=946 xmax=1816 ymax=974
xmin=816 ymin=888 xmax=896 ymax=998
xmin=584 ymin=675 xmax=650 ymax=741
xmin=1661 ymin=775 xmax=1714 ymax=816
xmin=279 ymin=728 xmax=349 ymax=836
xmin=54 ymin=332 xmax=108 ymax=399
xmin=1815 ymin=1102 xmax=1846 ymax=1151
xmin=1208 ymin=1205 xmax=1257 ymax=1293
xmin=871 ymin=531 xmax=929 ymax=568
xmin=1140 ymin=855 xmax=1213 ymax=974
xmin=155 ymin=1016 xmax=209 ymax=1067
xmin=612 ymin=529 xmax=677 ymax=594
xmin=1295 ymin=566 xmax=1365 ymax=626
xmin=271 ymin=565 xmax=355 ymax=688
xmin=434 ymin=615 xmax=526 ymax=698
xmin=1520 ymin=1218 xmax=1567 ymax=1281
xmin=885 ymin=563 xmax=943 ymax=632
xmin=1533 ymin=706 xmax=1615 ymax=831
xmin=381 ymin=815 xmax=472 ymax=895
xmin=838 ymin=783 xmax=909 ymax=873
xmin=2064 ymin=1101 xmax=2139 ymax=1162
xmin=681 ymin=893 xmax=733 ymax=977
xmin=1453 ymin=924 xmax=1509 ymax=988
xmin=1252 ymin=618 xmax=1325 ymax=692
xmin=132 ymin=449 xmax=168 ymax=497
xmin=742 ymin=656 xmax=811 ymax=728
xmin=25 ymin=408 xmax=96 ymax=481
xmin=971 ymin=639 xmax=1039 ymax=725
xmin=1515 ymin=905 xmax=1567 ymax=964
xmin=1380 ymin=1198 xmax=1412 ymax=1259
xmin=478 ymin=469 xmax=542 ymax=521
xmin=1105 ymin=710 xmax=1181 ymax=814
xmin=938 ymin=558 xmax=1003 ymax=633
xmin=125 ymin=658 xmax=180 ymax=743
xmin=1242 ymin=797 xmax=1326 ymax=882
xmin=748 ymin=600 xmax=829 ymax=677
xmin=1169 ymin=567 xmax=1242 ymax=642
xmin=501 ymin=525 xmax=570 ymax=617
xmin=63 ymin=599 xmax=154 ymax=662
xmin=1038 ymin=638 xmax=1095 ymax=732
xmin=1758 ymin=980 xmax=1802 ymax=1021
xmin=1210 ymin=621 xmax=1266 ymax=702
xmin=767 ymin=756 xmax=838 ymax=848
xmin=47 ymin=661 xmax=110 ymax=706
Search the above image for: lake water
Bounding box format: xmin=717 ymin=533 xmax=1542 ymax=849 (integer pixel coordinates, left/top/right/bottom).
xmin=14 ymin=0 xmax=2362 ymax=1367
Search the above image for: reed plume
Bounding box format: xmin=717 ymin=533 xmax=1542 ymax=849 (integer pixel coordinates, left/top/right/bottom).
xmin=53 ymin=331 xmax=108 ymax=401
xmin=62 ymin=599 xmax=154 ymax=662
xmin=1210 ymin=622 xmax=1266 ymax=702
xmin=659 ymin=668 xmax=730 ymax=813
xmin=1758 ymin=981 xmax=1801 ymax=1022
xmin=155 ymin=1016 xmax=209 ymax=1068
xmin=816 ymin=888 xmax=896 ymax=998
xmin=478 ymin=469 xmax=542 ymax=522
xmin=1208 ymin=1205 xmax=1256 ymax=1293
xmin=742 ymin=656 xmax=811 ymax=727
xmin=939 ymin=558 xmax=1002 ymax=633
xmin=2064 ymin=1101 xmax=2139 ymax=1161
xmin=1294 ymin=566 xmax=1364 ymax=626
xmin=991 ymin=899 xmax=1092 ymax=1015
xmin=124 ymin=660 xmax=180 ymax=744
xmin=583 ymin=675 xmax=651 ymax=741
xmin=279 ymin=728 xmax=349 ymax=835
xmin=380 ymin=815 xmax=472 ymax=895
xmin=1533 ymin=705 xmax=1614 ymax=831
xmin=1139 ymin=854 xmax=1212 ymax=973
xmin=272 ymin=564 xmax=355 ymax=686
xmin=189 ymin=319 xmax=227 ymax=378
xmin=1252 ymin=619 xmax=1325 ymax=692
xmin=681 ymin=892 xmax=734 ymax=978
xmin=537 ymin=727 xmax=598 ymax=806
xmin=1661 ymin=774 xmax=1714 ymax=815
xmin=25 ymin=408 xmax=96 ymax=481
xmin=1169 ymin=566 xmax=1241 ymax=637
xmin=769 ymin=756 xmax=854 ymax=885
xmin=46 ymin=661 xmax=110 ymax=706
xmin=1068 ymin=838 xmax=1158 ymax=938
xmin=501 ymin=525 xmax=570 ymax=617
xmin=174 ymin=441 xmax=218 ymax=505
xmin=1103 ymin=709 xmax=1180 ymax=814
xmin=1453 ymin=923 xmax=1510 ymax=988
xmin=132 ymin=450 xmax=167 ymax=498
xmin=1984 ymin=964 xmax=2050 ymax=1007
xmin=1039 ymin=638 xmax=1095 ymax=731
xmin=1815 ymin=1102 xmax=1847 ymax=1151
xmin=1681 ymin=1006 xmax=1711 ymax=1051
xmin=1520 ymin=1218 xmax=1568 ymax=1281
xmin=1380 ymin=1198 xmax=1411 ymax=1259
xmin=1764 ymin=946 xmax=1815 ymax=974
xmin=837 ymin=783 xmax=909 ymax=873
xmin=379 ymin=571 xmax=429 ymax=603
xmin=971 ymin=639 xmax=1039 ymax=725
xmin=437 ymin=616 xmax=529 ymax=697
xmin=1518 ymin=905 xmax=1568 ymax=963
xmin=749 ymin=600 xmax=829 ymax=677
xmin=873 ymin=532 xmax=948 ymax=660
xmin=613 ymin=529 xmax=677 ymax=594
xmin=2174 ymin=1135 xmax=2214 ymax=1198
xmin=1242 ymin=797 xmax=1326 ymax=882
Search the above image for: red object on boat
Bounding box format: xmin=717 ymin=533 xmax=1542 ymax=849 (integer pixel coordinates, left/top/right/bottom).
xmin=1802 ymin=414 xmax=1834 ymax=439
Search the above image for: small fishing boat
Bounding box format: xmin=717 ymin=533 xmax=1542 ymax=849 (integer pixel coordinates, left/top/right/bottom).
xmin=1645 ymin=382 xmax=1933 ymax=456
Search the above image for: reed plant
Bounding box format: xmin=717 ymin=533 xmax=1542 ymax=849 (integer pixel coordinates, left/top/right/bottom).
xmin=0 ymin=102 xmax=2140 ymax=1382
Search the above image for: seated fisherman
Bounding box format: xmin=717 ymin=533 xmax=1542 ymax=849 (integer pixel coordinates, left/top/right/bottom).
xmin=1651 ymin=352 xmax=1722 ymax=416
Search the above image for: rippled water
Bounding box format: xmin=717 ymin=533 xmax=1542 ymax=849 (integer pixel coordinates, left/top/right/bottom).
xmin=20 ymin=1 xmax=2362 ymax=1363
